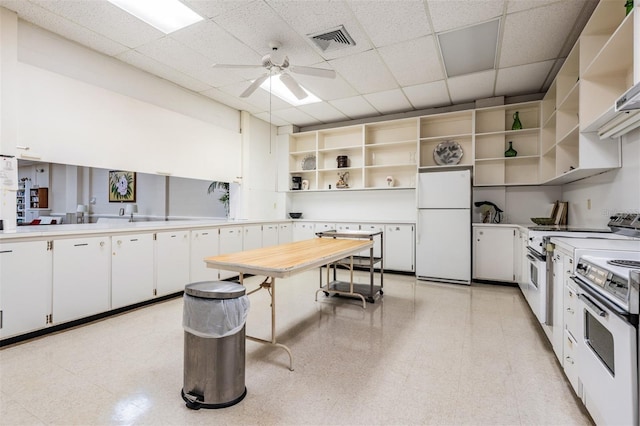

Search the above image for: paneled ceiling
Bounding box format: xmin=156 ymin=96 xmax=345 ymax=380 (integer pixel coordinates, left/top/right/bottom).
xmin=0 ymin=0 xmax=598 ymax=129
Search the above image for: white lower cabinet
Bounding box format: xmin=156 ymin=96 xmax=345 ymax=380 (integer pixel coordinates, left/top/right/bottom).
xmin=53 ymin=236 xmax=110 ymax=323
xmin=0 ymin=240 xmax=52 ymax=338
xmin=219 ymin=226 xmax=242 ymax=280
xmin=243 ymin=224 xmax=262 ymax=251
xmin=384 ymin=224 xmax=415 ymax=272
xmin=473 ymin=226 xmax=516 ymax=282
xmin=155 ymin=230 xmax=190 ymax=296
xmin=278 ymin=223 xmax=292 ymax=244
xmin=262 ymin=223 xmax=279 ymax=247
xmin=359 ymin=223 xmax=384 ymax=258
xmin=190 ymin=228 xmax=219 ymax=282
xmin=314 ymin=223 xmax=336 ymax=234
xmin=111 ymin=233 xmax=154 ymax=309
xmin=292 ymin=222 xmax=315 ymax=241
xmin=563 ymin=277 xmax=581 ymax=396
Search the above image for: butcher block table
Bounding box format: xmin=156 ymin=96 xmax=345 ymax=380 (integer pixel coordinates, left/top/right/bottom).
xmin=204 ymin=237 xmax=373 ymax=370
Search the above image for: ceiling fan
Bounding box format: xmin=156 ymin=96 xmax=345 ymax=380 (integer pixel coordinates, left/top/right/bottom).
xmin=212 ymin=42 xmax=336 ymax=100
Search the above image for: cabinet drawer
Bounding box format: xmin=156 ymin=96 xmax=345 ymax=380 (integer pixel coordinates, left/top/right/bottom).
xmin=563 ymin=329 xmax=581 ymax=397
xmin=564 ymin=282 xmax=579 ymax=338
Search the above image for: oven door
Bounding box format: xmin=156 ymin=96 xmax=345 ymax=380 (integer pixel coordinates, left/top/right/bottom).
xmin=574 ymin=278 xmax=638 ymax=426
xmin=526 ymin=248 xmax=546 ymax=323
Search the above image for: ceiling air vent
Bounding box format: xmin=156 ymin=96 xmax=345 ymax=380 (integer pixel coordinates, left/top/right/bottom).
xmin=308 ymin=25 xmax=355 ymax=52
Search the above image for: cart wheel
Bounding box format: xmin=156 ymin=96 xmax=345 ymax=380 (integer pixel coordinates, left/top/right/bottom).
xmin=380 ymin=290 xmax=384 ymax=295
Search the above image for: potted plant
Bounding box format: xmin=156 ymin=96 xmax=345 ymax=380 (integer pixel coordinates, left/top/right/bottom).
xmin=207 ymin=181 xmax=230 ymax=217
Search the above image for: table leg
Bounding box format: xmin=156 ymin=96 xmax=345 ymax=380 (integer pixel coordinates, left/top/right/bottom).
xmin=245 ymin=276 xmax=294 ymax=371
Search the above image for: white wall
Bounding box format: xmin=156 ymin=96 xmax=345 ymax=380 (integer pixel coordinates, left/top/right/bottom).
xmin=472 ymin=186 xmax=562 ymax=224
xmin=561 ymin=129 xmax=640 ymax=228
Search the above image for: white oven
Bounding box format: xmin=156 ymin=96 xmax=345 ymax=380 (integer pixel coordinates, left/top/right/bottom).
xmin=526 ymin=247 xmax=546 ymax=323
xmin=573 ymin=249 xmax=639 ymax=426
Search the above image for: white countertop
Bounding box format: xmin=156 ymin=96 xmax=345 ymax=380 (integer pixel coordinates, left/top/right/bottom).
xmin=550 ymin=236 xmax=640 ymax=252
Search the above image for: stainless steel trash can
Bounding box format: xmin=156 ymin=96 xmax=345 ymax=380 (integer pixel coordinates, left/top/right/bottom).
xmin=181 ymin=281 xmax=249 ymax=409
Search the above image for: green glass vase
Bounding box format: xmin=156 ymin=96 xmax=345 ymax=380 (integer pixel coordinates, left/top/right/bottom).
xmin=512 ymin=111 xmax=523 ymax=130
xmin=626 ymin=0 xmax=633 ymax=15
xmin=505 ymin=141 xmax=517 ymax=157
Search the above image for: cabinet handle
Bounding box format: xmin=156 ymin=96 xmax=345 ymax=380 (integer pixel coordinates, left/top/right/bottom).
xmin=566 ymin=308 xmax=574 ymax=314
xmin=74 ymin=243 xmax=88 ymax=247
xmin=565 ymin=356 xmax=574 ymax=365
xmin=202 ymin=232 xmax=208 ymax=236
xmin=0 ymin=250 xmax=13 ymax=254
xmin=130 ymin=238 xmax=138 ymax=242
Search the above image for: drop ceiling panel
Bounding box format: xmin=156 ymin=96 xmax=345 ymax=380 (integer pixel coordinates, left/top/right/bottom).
xmin=29 ymin=0 xmax=162 ymax=48
xmin=448 ymin=70 xmax=496 ymax=104
xmin=499 ymin=2 xmax=585 ymax=68
xmin=364 ymin=89 xmax=412 ymax=115
xmin=134 ymin=37 xmax=244 ymax=87
xmin=7 ymin=2 xmax=129 ymax=56
xmin=403 ymin=80 xmax=451 ymax=109
xmin=170 ymin=20 xmax=262 ymax=67
xmin=298 ymin=102 xmax=349 ymax=123
xmin=273 ymin=107 xmax=322 ymax=127
xmin=495 ymin=60 xmax=554 ymax=96
xmin=253 ymin=111 xmax=289 ymax=126
xmin=218 ymin=81 xmax=292 ymax=111
xmin=183 ymin=0 xmax=252 ymax=19
xmin=427 ymin=0 xmax=505 ymax=33
xmin=329 ymin=96 xmax=380 ymax=120
xmin=329 ymin=50 xmax=398 ymax=94
xmin=378 ymin=36 xmax=444 ymax=86
xmin=212 ymin=1 xmax=323 ymax=66
xmin=506 ymin=0 xmax=562 ymax=14
xmin=200 ymin=87 xmax=263 ymax=114
xmin=117 ymin=50 xmax=211 ymax=93
xmin=292 ymin=72 xmax=358 ymax=102
xmin=266 ymin=0 xmax=371 ymax=59
xmin=347 ymin=0 xmax=431 ymax=48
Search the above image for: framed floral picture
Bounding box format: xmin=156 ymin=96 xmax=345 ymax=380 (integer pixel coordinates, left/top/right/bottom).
xmin=108 ymin=170 xmax=136 ymax=202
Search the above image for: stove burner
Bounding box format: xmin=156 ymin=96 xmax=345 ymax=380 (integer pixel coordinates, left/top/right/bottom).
xmin=608 ymin=259 xmax=640 ymax=269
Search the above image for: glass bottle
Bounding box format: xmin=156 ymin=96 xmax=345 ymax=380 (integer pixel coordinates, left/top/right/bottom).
xmin=512 ymin=111 xmax=522 ymax=130
xmin=505 ymin=141 xmax=517 ymax=157
xmin=625 ymin=0 xmax=633 ymax=15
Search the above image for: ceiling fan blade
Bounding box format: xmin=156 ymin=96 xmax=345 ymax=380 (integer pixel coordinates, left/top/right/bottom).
xmin=279 ymin=73 xmax=308 ymax=100
xmin=212 ymin=63 xmax=262 ymax=69
xmin=290 ymin=65 xmax=336 ymax=79
xmin=240 ymin=73 xmax=269 ymax=98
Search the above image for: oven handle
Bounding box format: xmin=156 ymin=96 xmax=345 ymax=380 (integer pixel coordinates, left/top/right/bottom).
xmin=578 ymin=293 xmax=607 ymax=318
xmin=526 ymin=247 xmax=546 ymax=262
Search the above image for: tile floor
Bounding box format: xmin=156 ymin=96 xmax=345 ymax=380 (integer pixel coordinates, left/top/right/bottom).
xmin=0 ymin=270 xmax=592 ymax=425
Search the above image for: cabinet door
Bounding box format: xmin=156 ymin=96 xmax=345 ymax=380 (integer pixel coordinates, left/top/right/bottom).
xmin=278 ymin=223 xmax=292 ymax=244
xmin=243 ymin=225 xmax=262 ymax=251
xmin=0 ymin=241 xmax=52 ymax=338
xmin=292 ymin=222 xmax=315 ymax=241
xmin=53 ymin=236 xmax=111 ymax=323
xmin=111 ymin=233 xmax=154 ymax=309
xmin=473 ymin=227 xmax=515 ymax=281
xmin=551 ymin=250 xmax=567 ymax=362
xmin=190 ymin=228 xmax=219 ymax=282
xmin=219 ymin=227 xmax=242 ymax=280
xmin=314 ymin=223 xmax=336 ymax=234
xmin=156 ymin=231 xmax=190 ymax=296
xmin=262 ymin=224 xmax=279 ymax=247
xmin=385 ymin=224 xmax=415 ymax=272
xmin=360 ymin=224 xmax=384 ymax=258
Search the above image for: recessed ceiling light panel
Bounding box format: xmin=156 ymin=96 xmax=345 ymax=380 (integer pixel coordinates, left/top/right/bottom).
xmin=438 ymin=19 xmax=500 ymax=78
xmin=260 ymin=75 xmax=321 ymax=106
xmin=107 ymin=0 xmax=203 ymax=34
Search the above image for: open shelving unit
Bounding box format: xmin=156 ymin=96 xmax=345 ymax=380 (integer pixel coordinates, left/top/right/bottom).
xmin=419 ymin=111 xmax=473 ymax=169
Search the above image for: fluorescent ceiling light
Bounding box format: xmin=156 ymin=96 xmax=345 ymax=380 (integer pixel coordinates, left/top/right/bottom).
xmin=438 ymin=19 xmax=500 ymax=78
xmin=259 ymin=75 xmax=322 ymax=106
xmin=107 ymin=0 xmax=203 ymax=34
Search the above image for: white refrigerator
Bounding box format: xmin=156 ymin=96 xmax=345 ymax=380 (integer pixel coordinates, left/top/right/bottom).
xmin=416 ymin=168 xmax=471 ymax=284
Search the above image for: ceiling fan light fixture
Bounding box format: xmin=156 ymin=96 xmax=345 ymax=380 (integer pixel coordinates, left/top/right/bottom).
xmin=107 ymin=0 xmax=203 ymax=34
xmin=259 ymin=75 xmax=321 ymax=106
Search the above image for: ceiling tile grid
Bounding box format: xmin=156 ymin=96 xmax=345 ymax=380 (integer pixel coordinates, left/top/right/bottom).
xmin=0 ymin=0 xmax=599 ymax=128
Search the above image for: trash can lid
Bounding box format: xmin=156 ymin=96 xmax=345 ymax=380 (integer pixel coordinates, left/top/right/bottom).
xmin=184 ymin=281 xmax=246 ymax=299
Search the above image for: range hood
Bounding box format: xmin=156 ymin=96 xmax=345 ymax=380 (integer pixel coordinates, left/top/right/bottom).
xmin=597 ymin=83 xmax=640 ymax=139
xmin=616 ymin=83 xmax=640 ymax=112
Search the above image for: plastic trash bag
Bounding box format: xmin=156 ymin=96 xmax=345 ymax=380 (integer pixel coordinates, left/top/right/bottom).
xmin=182 ymin=294 xmax=250 ymax=338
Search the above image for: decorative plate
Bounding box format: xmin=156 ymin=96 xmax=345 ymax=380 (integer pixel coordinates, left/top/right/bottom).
xmin=301 ymin=155 xmax=316 ymax=170
xmin=433 ymin=140 xmax=463 ymax=165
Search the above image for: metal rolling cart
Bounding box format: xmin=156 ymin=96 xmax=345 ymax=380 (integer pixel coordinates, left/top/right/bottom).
xmin=315 ymin=230 xmax=383 ymax=307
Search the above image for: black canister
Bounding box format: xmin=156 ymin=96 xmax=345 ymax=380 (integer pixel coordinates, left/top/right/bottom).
xmin=337 ymin=156 xmax=348 ymax=168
